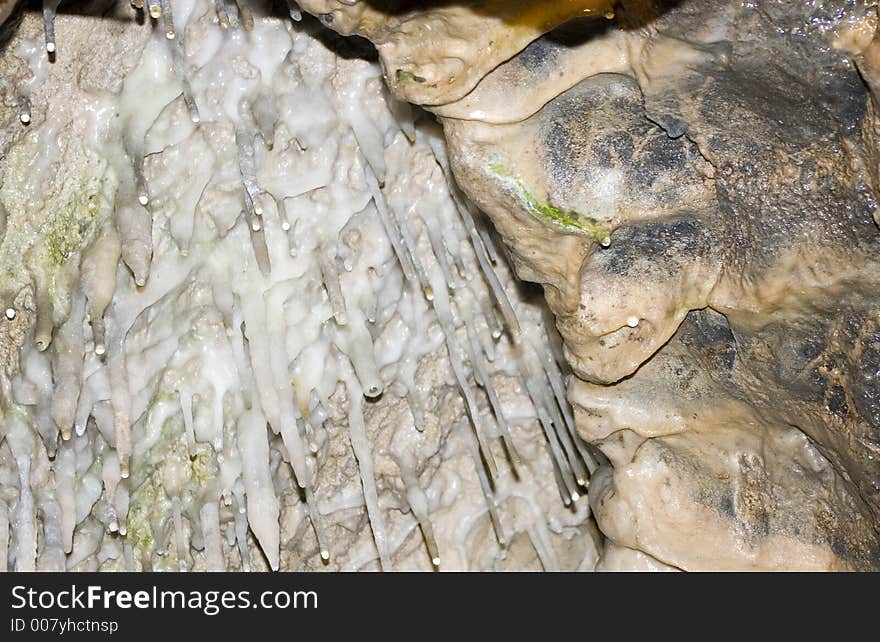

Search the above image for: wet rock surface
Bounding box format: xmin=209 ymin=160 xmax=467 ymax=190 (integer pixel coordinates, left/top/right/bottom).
xmin=1 ymin=0 xmax=879 ymax=570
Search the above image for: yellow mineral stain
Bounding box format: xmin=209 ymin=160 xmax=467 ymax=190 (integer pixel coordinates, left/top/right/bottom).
xmin=495 ymin=0 xmax=615 ymax=30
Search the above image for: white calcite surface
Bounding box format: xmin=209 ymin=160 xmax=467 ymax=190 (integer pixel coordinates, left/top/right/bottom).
xmin=0 ymin=1 xmax=599 ymax=571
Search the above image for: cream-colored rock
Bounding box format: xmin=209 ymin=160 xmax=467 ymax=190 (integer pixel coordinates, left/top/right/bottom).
xmin=296 ymin=0 xmax=614 ymax=105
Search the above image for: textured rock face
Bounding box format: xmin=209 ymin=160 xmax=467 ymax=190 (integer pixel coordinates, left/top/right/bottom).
xmin=302 ymin=0 xmax=880 ymax=570
xmin=294 ymin=0 xmax=614 ymax=105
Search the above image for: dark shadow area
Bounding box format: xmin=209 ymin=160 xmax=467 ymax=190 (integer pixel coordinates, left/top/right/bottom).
xmin=325 ymin=0 xmax=683 ymax=29
xmin=4 ymin=0 xmax=685 ymax=28
xmin=0 ymin=0 xmax=685 ymax=61
xmin=0 ymin=0 xmax=380 ymax=59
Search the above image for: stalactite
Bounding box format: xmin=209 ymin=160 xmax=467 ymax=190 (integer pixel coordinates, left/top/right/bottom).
xmin=0 ymin=500 xmax=8 ymax=572
xmin=55 ymin=439 xmax=76 ymax=554
xmin=159 ymin=0 xmax=176 ymax=39
xmin=102 ymin=453 xmax=121 ymax=533
xmin=238 ymin=408 xmax=280 ymax=571
xmin=37 ymin=496 xmax=65 ymax=571
xmin=199 ymin=501 xmax=226 ymax=571
xmin=81 ymin=226 xmax=122 ymax=357
xmin=525 ymin=375 xmax=577 ymax=503
xmin=117 ymin=203 xmax=153 ymax=287
xmin=340 ymin=356 xmax=391 ymax=571
xmin=42 ymin=0 xmax=62 ymax=54
xmin=15 ymin=454 xmax=36 ymax=571
xmin=233 ymin=488 xmax=251 ymax=571
xmin=462 ymin=421 xmax=506 ymax=548
xmin=428 ymin=138 xmax=521 ymax=336
xmin=34 ymin=288 xmax=54 ymax=352
xmin=50 ymin=295 xmax=85 ymax=440
xmin=319 ymin=246 xmax=348 ymax=325
xmin=401 ymin=463 xmax=440 ymax=568
xmin=146 ymin=0 xmax=161 ymax=20
xmin=18 ymin=93 xmax=31 ymax=125
xmin=169 ymin=38 xmax=200 ymax=123
xmin=214 ymin=0 xmax=230 ymax=29
xmin=363 ymin=158 xmax=417 ymax=284
xmin=461 ymin=310 xmax=520 ymax=468
xmin=171 ymin=496 xmax=187 ymax=571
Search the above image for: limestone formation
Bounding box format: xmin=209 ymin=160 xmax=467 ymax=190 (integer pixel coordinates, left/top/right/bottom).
xmin=0 ymin=0 xmax=878 ymax=571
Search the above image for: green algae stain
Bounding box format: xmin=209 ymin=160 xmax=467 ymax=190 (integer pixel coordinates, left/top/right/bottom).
xmin=126 ymin=505 xmax=154 ymax=552
xmin=44 ymin=181 xmax=103 ymax=267
xmin=126 ymin=475 xmax=163 ymax=554
xmin=189 ymin=448 xmax=217 ymax=486
xmin=395 ymin=68 xmax=427 ymax=84
xmin=488 ymin=163 xmax=611 ymax=246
